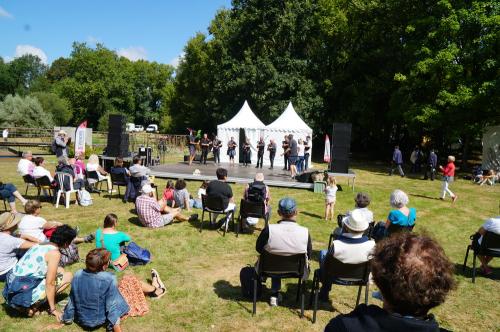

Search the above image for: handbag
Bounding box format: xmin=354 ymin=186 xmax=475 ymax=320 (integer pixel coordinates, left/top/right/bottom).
xmin=123 ymin=242 xmax=151 ymax=266
xmin=100 ymin=231 xmax=129 ymax=271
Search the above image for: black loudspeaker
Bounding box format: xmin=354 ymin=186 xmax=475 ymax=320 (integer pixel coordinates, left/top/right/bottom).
xmin=295 ymin=171 xmax=316 ymax=183
xmin=106 ymin=115 xmax=129 ymax=157
xmin=330 ymin=123 xmax=352 ymax=173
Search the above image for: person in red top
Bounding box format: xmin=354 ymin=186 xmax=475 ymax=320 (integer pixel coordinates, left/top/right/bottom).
xmin=439 ymin=155 xmax=457 ymax=202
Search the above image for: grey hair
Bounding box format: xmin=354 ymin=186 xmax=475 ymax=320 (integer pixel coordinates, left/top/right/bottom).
xmin=22 ymin=151 xmax=32 ymax=158
xmin=254 ymin=172 xmax=264 ymax=182
xmin=58 ymin=156 xmax=69 ymax=165
xmin=390 ymin=189 xmax=409 ymax=208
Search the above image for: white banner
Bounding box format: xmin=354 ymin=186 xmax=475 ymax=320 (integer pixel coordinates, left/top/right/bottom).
xmin=324 ymin=134 xmax=331 ymax=163
xmin=75 ymin=121 xmax=87 ymax=156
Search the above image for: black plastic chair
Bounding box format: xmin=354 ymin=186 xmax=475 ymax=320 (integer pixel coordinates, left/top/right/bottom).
xmin=463 ymin=231 xmax=500 ymax=283
xmin=86 ymin=170 xmax=106 ymax=193
xmin=109 ymin=171 xmax=128 ymax=200
xmin=387 ymin=223 xmax=414 ymax=236
xmin=310 ymin=255 xmax=371 ymax=323
xmin=236 ymin=199 xmax=269 ymax=237
xmin=200 ymin=195 xmax=235 ymax=236
xmin=22 ymin=174 xmax=37 ymax=196
xmin=34 ymin=176 xmax=54 ymax=202
xmin=253 ymin=251 xmax=308 ymax=317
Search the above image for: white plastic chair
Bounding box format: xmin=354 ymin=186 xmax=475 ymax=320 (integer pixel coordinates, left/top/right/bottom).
xmin=55 ymin=172 xmax=79 ymax=208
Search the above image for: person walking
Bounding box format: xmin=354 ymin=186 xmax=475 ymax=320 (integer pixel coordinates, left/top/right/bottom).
xmin=256 ymin=137 xmax=265 ymax=169
xmin=267 ymin=139 xmax=277 ymax=169
xmin=390 ymin=145 xmax=405 ymax=177
xmin=424 ymin=149 xmax=438 ymax=180
xmin=439 ymin=155 xmax=457 ymax=203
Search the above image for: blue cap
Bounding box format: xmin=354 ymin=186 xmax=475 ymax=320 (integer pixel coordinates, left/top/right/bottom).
xmin=278 ymin=197 xmax=297 ymax=214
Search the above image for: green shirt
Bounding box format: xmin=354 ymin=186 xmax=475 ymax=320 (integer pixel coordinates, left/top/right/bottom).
xmin=95 ymin=229 xmax=131 ymax=261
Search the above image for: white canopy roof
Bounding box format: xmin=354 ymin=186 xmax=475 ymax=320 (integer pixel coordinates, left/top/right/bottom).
xmin=217 ymin=100 xmax=266 ymax=130
xmin=266 ymin=102 xmax=312 ymax=132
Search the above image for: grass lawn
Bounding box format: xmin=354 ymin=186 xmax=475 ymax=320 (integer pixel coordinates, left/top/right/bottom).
xmin=0 ymin=155 xmax=498 ymax=332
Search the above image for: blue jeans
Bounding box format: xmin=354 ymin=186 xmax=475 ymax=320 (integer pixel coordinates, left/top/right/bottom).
xmin=0 ymin=183 xmax=17 ymax=203
xmin=296 ymin=156 xmax=305 ymax=173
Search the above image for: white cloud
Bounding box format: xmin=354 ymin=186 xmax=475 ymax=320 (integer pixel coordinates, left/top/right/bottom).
xmin=0 ymin=6 xmax=13 ymax=19
xmin=14 ymin=45 xmax=48 ymax=64
xmin=86 ymin=35 xmax=101 ymax=46
xmin=169 ymin=52 xmax=185 ymax=68
xmin=117 ymin=46 xmax=147 ymax=61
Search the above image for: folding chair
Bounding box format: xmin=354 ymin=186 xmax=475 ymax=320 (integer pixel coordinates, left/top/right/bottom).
xmin=236 ymin=199 xmax=269 ymax=237
xmin=200 ymin=194 xmax=235 ymax=236
xmin=310 ymin=255 xmax=371 ymax=323
xmin=86 ymin=170 xmax=107 ymax=193
xmin=463 ymin=231 xmax=500 ymax=283
xmin=34 ymin=176 xmax=54 ymax=202
xmin=55 ymin=172 xmax=79 ymax=208
xmin=22 ymin=174 xmax=37 ymax=196
xmin=253 ymin=251 xmax=308 ymax=317
xmin=109 ymin=171 xmax=128 ymax=200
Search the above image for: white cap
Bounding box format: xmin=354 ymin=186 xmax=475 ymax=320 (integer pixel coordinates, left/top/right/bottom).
xmin=342 ymin=209 xmax=369 ymax=232
xmin=142 ymin=184 xmax=153 ymax=194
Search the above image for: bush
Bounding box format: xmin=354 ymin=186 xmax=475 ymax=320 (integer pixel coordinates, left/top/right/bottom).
xmin=0 ymin=94 xmax=54 ymax=128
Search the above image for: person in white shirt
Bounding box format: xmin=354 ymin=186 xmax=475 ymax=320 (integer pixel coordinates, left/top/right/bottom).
xmin=17 ymin=151 xmax=34 ymax=177
xmin=472 ymin=216 xmax=500 ymax=275
xmin=18 ymin=200 xmax=63 ymax=243
xmin=2 ymin=128 xmax=8 ymax=142
xmin=33 ymin=157 xmax=53 ymax=182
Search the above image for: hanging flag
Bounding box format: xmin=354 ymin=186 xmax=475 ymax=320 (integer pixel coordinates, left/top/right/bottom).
xmin=324 ymin=134 xmax=331 ymax=163
xmin=75 ymin=121 xmax=87 ymax=156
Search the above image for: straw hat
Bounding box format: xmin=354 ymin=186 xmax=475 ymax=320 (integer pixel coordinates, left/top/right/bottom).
xmin=0 ymin=212 xmax=24 ymax=231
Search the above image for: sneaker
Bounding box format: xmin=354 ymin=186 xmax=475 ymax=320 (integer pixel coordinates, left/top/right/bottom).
xmin=84 ymin=233 xmax=95 ymax=243
xmin=269 ymin=293 xmax=282 ymax=307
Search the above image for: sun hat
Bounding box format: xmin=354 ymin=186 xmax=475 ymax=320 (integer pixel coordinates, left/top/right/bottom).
xmin=342 ymin=209 xmax=369 ymax=232
xmin=0 ymin=212 xmax=24 ymax=231
xmin=142 ymin=184 xmax=153 ymax=194
xmin=278 ymin=197 xmax=297 ymax=214
xmin=58 ymin=129 xmax=67 ymax=135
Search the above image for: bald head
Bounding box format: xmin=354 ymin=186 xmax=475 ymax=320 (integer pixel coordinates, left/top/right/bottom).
xmin=255 ymin=172 xmax=264 ymax=182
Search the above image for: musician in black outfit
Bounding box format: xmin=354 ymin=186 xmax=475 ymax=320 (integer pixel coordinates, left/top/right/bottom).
xmin=256 ymin=137 xmax=265 ymax=168
xmin=227 ymin=137 xmax=237 ymax=167
xmin=267 ymin=139 xmax=277 ymax=169
xmin=304 ymin=135 xmax=311 ymax=171
xmin=282 ymin=135 xmax=290 ymax=170
xmin=200 ymin=133 xmax=211 ymax=165
xmin=212 ymin=135 xmax=222 ymax=165
xmin=243 ymin=138 xmax=251 ymax=167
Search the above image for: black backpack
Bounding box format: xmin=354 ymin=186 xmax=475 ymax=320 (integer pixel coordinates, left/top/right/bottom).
xmin=240 ymin=266 xmax=262 ymax=299
xmin=247 ymin=181 xmax=266 ymax=203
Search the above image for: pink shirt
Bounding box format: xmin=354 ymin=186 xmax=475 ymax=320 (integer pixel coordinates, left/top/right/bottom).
xmin=442 ymin=162 xmax=455 ymax=177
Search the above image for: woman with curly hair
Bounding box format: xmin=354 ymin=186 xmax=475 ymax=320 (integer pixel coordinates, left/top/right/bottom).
xmin=325 ymin=232 xmax=456 ymax=331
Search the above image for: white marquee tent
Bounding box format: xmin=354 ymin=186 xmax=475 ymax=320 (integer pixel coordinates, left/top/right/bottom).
xmin=217 ymin=100 xmax=266 ymax=164
xmin=264 ymin=102 xmax=313 ymax=167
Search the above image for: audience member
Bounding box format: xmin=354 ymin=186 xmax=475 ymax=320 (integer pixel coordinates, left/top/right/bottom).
xmin=243 ymin=173 xmax=271 ymax=228
xmin=471 ymin=216 xmax=500 ymax=275
xmin=206 ymin=168 xmax=236 ymax=227
xmin=110 ymin=157 xmax=133 ymax=202
xmin=2 ymin=225 xmax=76 ymax=320
xmin=373 ymin=190 xmax=416 ymax=241
xmin=136 ymin=184 xmax=197 ymax=228
xmin=55 ymin=156 xmax=85 ymax=190
xmin=0 ymin=180 xmax=28 ymax=213
xmin=18 ymin=200 xmax=63 ymax=242
xmin=33 ymin=157 xmax=54 ymax=182
xmin=255 ymin=198 xmax=311 ymax=306
xmin=129 ymin=156 xmax=152 ymax=197
xmin=325 ymin=232 xmax=456 ymax=332
xmin=173 ymin=179 xmax=194 ymax=211
xmin=160 ymin=180 xmax=175 ymax=207
xmin=17 ymin=151 xmax=34 ymax=177
xmin=0 ymin=212 xmax=36 ymax=281
xmin=87 ymin=154 xmax=113 ymax=193
xmin=95 ymin=213 xmax=131 ymax=266
xmin=318 ymin=209 xmax=375 ymax=301
xmin=346 ymin=192 xmax=374 ymax=223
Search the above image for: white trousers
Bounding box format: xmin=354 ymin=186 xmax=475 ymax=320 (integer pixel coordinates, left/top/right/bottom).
xmin=441 ymin=180 xmax=454 ymax=198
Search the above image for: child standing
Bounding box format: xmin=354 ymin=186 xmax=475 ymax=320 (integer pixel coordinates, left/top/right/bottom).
xmin=324 ymin=176 xmax=337 ymax=221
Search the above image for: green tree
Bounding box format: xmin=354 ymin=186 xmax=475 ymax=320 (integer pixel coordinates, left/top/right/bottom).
xmin=0 ymin=94 xmax=54 ymax=128
xmin=30 ymin=91 xmax=73 ymax=125
xmin=8 ymin=54 xmax=48 ymax=96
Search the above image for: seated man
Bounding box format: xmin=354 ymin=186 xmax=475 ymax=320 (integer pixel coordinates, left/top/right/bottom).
xmin=17 ymin=151 xmax=34 ymax=177
xmin=325 ymin=232 xmax=456 ymax=332
xmin=129 ymin=155 xmax=152 ymax=199
xmin=318 ymin=209 xmax=375 ymax=301
xmin=243 ymin=172 xmax=271 ymax=228
xmin=471 ymin=216 xmax=500 ymax=275
xmin=135 ymin=184 xmax=197 ymax=228
xmin=255 ymin=198 xmax=312 ymax=306
xmin=206 ymin=168 xmax=236 ymax=226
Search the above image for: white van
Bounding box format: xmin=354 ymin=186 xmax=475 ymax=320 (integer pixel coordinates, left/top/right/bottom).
xmin=126 ymin=123 xmax=135 ymax=132
xmin=134 ymin=125 xmax=144 ymax=132
xmin=146 ymin=124 xmax=158 ymax=133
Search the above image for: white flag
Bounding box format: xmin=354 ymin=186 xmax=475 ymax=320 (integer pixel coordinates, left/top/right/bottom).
xmin=324 ymin=134 xmax=331 ymax=162
xmin=75 ymin=121 xmax=87 ymax=156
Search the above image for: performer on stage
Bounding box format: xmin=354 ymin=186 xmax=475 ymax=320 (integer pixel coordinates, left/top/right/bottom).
xmin=304 ymin=135 xmax=311 ymax=171
xmin=200 ymin=133 xmax=211 ymax=165
xmin=256 ymin=137 xmax=265 ymax=169
xmin=212 ymin=135 xmax=222 ymax=165
xmin=286 ymin=134 xmax=298 ymax=178
xmin=282 ymin=135 xmax=290 ymax=170
xmin=227 ymin=137 xmax=237 ymax=167
xmin=268 ymin=139 xmax=277 ymax=170
xmin=243 ymin=138 xmax=251 ymax=167
xmin=188 ymin=130 xmax=197 ymax=166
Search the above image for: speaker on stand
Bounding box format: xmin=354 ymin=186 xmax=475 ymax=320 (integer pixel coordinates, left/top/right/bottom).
xmin=106 ymin=115 xmax=130 ymax=157
xmin=329 ymin=123 xmax=352 ymax=174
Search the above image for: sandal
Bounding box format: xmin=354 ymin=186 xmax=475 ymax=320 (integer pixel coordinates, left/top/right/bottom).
xmin=151 ymin=287 xmax=166 ymax=299
xmin=151 ymin=269 xmax=166 ymax=291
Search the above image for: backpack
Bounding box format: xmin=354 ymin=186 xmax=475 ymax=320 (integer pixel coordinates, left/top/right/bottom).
xmin=59 ymin=244 xmax=80 ymax=267
xmin=240 ymin=265 xmax=261 ymax=299
xmin=78 ymin=188 xmax=93 ymax=206
xmin=123 ymin=242 xmax=151 ymax=266
xmin=247 ymin=181 xmax=266 ymax=203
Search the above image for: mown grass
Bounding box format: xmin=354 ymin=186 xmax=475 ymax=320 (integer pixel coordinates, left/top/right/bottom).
xmin=0 ymin=155 xmax=498 ymax=332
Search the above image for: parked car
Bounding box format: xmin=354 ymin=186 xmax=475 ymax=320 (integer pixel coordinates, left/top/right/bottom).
xmin=146 ymin=124 xmax=158 ymax=133
xmin=134 ymin=125 xmax=144 ymax=132
xmin=126 ymin=123 xmax=135 ymax=132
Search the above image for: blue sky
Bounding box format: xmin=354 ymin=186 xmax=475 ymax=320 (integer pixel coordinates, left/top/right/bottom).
xmin=0 ymin=0 xmax=232 ymax=66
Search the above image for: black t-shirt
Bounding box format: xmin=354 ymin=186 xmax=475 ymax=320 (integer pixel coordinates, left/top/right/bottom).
xmin=257 ymin=141 xmax=265 ymax=154
xmin=282 ymin=140 xmax=289 ymax=156
xmin=201 ymin=138 xmax=210 ymax=150
xmin=268 ymin=143 xmax=276 ymax=153
xmin=289 ymin=139 xmax=298 ymax=156
xmin=228 ymin=140 xmax=236 ymax=151
xmin=304 ymin=141 xmax=310 ymax=152
xmin=325 ymin=304 xmax=447 ymax=332
xmin=188 ymin=135 xmax=196 ymax=146
xmin=206 ymin=180 xmax=233 ymax=209
xmin=243 ymin=143 xmax=250 ymax=152
xmin=212 ymin=139 xmax=222 ymax=150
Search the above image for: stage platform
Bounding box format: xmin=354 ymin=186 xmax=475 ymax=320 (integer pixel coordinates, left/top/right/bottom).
xmin=150 ymin=162 xmax=356 ymax=190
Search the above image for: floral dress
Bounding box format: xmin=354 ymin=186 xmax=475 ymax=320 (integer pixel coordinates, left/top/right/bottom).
xmin=12 ymin=244 xmax=62 ymax=304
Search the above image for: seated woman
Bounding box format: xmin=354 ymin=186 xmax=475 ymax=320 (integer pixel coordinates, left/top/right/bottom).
xmin=471 ymin=216 xmax=500 ymax=275
xmin=33 ymin=157 xmax=54 ymax=182
xmin=87 ymin=154 xmax=112 ymax=193
xmin=173 ymin=179 xmax=194 ymax=212
xmin=325 ymin=232 xmax=456 ymax=331
xmin=0 ymin=212 xmax=37 ymax=281
xmin=372 ymin=189 xmax=416 ymax=241
xmin=110 ymin=157 xmax=133 ymax=202
xmin=0 ymin=181 xmax=28 ymax=214
xmin=63 ymin=248 xmax=166 ymax=331
xmin=95 ymin=213 xmax=131 ymax=269
xmin=2 ymin=225 xmax=76 ymax=321
xmin=55 ymin=156 xmax=86 ymax=191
